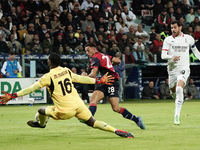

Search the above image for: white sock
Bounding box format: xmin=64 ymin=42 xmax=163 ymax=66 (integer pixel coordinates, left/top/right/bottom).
xmin=175 ymin=86 xmax=184 ymax=117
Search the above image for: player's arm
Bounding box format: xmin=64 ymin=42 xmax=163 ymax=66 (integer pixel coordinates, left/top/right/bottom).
xmin=112 ymin=57 xmax=121 ymax=66
xmin=191 ymin=44 xmax=200 ymax=60
xmin=72 ymin=72 xmax=114 ymax=85
xmin=88 ymin=67 xmax=98 ymax=78
xmin=161 ymin=39 xmax=173 ymax=60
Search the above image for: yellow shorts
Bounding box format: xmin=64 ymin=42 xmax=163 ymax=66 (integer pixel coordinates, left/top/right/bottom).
xmin=45 ymin=102 xmax=92 ymax=121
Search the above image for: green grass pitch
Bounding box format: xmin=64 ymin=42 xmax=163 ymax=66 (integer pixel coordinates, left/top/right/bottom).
xmin=0 ymin=99 xmax=200 ymax=150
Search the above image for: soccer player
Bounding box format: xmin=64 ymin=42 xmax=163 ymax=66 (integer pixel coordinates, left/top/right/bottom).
xmin=84 ymin=43 xmax=145 ymax=130
xmin=0 ymin=53 xmax=133 ymax=138
xmin=161 ymin=20 xmax=200 ymax=125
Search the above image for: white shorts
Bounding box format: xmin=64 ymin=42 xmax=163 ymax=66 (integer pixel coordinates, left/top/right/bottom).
xmin=168 ymin=68 xmax=190 ymax=89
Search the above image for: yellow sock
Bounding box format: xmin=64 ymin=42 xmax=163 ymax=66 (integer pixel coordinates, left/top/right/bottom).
xmin=93 ymin=120 xmax=116 ymax=133
xmin=38 ymin=113 xmax=48 ymax=127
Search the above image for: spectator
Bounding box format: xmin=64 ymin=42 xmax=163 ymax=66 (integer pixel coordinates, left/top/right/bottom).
xmin=102 ymin=0 xmax=112 ymax=12
xmin=116 ymin=28 xmax=124 ymax=43
xmin=194 ymin=7 xmax=200 ymax=20
xmin=156 ymin=46 xmax=166 ymax=63
xmin=51 ymin=15 xmax=63 ymax=32
xmin=82 ymin=15 xmax=96 ymax=32
xmin=95 ymin=17 xmax=107 ymax=33
xmin=96 ymin=25 xmax=107 ymax=40
xmin=127 ymin=26 xmax=137 ymax=46
xmin=6 ymin=16 xmax=14 ymax=31
xmin=142 ymin=81 xmax=159 ymax=99
xmin=156 ymin=9 xmax=170 ymax=34
xmin=0 ymin=34 xmax=9 ymax=54
xmin=153 ymin=0 xmax=164 ymax=19
xmin=168 ymin=7 xmax=175 ymax=20
xmin=31 ymin=15 xmax=42 ymax=31
xmin=0 ymin=24 xmax=11 ymax=41
xmin=135 ymin=24 xmax=150 ymax=45
xmin=186 ymin=26 xmax=195 ymax=39
xmin=42 ymin=15 xmax=52 ymax=31
xmin=59 ymin=7 xmax=68 ymax=26
xmin=118 ymin=33 xmax=131 ymax=52
xmin=190 ymin=17 xmax=200 ymax=31
xmin=0 ymin=4 xmax=3 ymax=20
xmin=107 ymin=29 xmax=116 ymax=39
xmin=10 ymin=25 xmax=20 ymax=41
xmin=102 ymin=6 xmax=112 ymax=24
xmin=42 ymin=32 xmax=53 ymax=52
xmin=19 ymin=15 xmax=30 ymax=30
xmin=180 ymin=0 xmax=191 ymax=16
xmin=185 ymin=8 xmax=195 ymax=24
xmin=65 ymin=13 xmax=77 ymax=32
xmin=107 ymin=17 xmax=115 ymax=33
xmin=39 ymin=0 xmax=50 ymax=12
xmin=107 ymin=44 xmax=120 ymax=56
xmin=16 ymin=6 xmax=26 ymax=19
xmin=185 ymin=78 xmax=199 ymax=99
xmin=26 ymin=0 xmax=38 ymax=14
xmin=71 ymin=67 xmax=90 ymax=103
xmin=113 ymin=9 xmax=122 ymax=22
xmin=79 ymin=9 xmax=87 ymax=25
xmin=172 ymin=0 xmax=181 ymax=11
xmin=31 ymin=34 xmax=42 ymax=51
xmin=159 ymin=78 xmax=173 ymax=99
xmin=160 ymin=28 xmax=169 ymax=41
xmin=151 ymin=34 xmax=163 ymax=53
xmin=49 ymin=0 xmax=59 ymax=12
xmin=80 ymin=0 xmax=93 ymax=11
xmin=124 ymin=46 xmax=135 ymax=67
xmin=174 ymin=7 xmax=184 ymax=21
xmin=69 ymin=0 xmax=80 ymax=12
xmin=115 ymin=17 xmax=124 ymax=33
xmin=91 ymin=5 xmax=102 ymax=27
xmin=149 ymin=26 xmax=157 ymax=44
xmin=53 ymin=34 xmax=65 ymax=52
xmin=96 ymin=34 xmax=108 ymax=51
xmin=1 ymin=51 xmax=22 ymax=78
xmin=84 ymin=25 xmax=98 ymax=43
xmin=2 ymin=0 xmax=16 ymax=14
xmin=108 ymin=35 xmax=118 ymax=50
xmin=144 ymin=47 xmax=153 ymax=63
xmin=113 ymin=52 xmax=125 ymax=102
xmin=141 ymin=0 xmax=154 ymax=10
xmin=121 ymin=6 xmax=138 ymax=29
xmin=112 ymin=0 xmax=123 ymax=11
xmin=193 ymin=25 xmax=200 ymax=41
xmin=78 ymin=32 xmax=87 ymax=47
xmin=179 ymin=17 xmax=189 ymax=34
xmin=59 ymin=0 xmax=70 ymax=13
xmin=39 ymin=24 xmax=49 ymax=42
xmin=133 ymin=38 xmax=146 ymax=64
xmin=7 ymin=34 xmax=22 ymax=54
xmin=17 ymin=23 xmax=28 ymax=44
xmin=67 ymin=32 xmax=80 ymax=49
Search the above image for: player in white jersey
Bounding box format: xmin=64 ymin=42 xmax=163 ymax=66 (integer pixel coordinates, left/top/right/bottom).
xmin=161 ymin=21 xmax=200 ymax=125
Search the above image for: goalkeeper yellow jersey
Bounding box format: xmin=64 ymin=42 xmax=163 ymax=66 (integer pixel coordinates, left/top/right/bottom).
xmin=38 ymin=66 xmax=83 ymax=110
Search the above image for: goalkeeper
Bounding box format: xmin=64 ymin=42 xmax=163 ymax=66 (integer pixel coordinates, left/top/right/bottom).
xmin=0 ymin=53 xmax=133 ymax=138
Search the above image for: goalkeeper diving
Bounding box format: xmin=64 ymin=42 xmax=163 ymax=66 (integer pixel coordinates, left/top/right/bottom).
xmin=0 ymin=53 xmax=133 ymax=138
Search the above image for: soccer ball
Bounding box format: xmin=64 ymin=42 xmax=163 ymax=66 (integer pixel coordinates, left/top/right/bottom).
xmin=35 ymin=112 xmax=49 ymax=126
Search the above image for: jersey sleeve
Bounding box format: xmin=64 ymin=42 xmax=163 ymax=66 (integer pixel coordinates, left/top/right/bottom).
xmin=161 ymin=37 xmax=173 ymax=60
xmin=107 ymin=54 xmax=113 ymax=61
xmin=91 ymin=57 xmax=100 ymax=69
xmin=189 ymin=35 xmax=195 ymax=47
xmin=37 ymin=74 xmax=51 ymax=88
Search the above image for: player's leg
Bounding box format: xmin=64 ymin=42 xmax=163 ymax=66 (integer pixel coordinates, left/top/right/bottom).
xmin=174 ymin=80 xmax=185 ymax=125
xmin=76 ymin=102 xmax=134 ymax=138
xmin=109 ymin=97 xmax=145 ymax=130
xmin=84 ymin=116 xmax=134 ymax=138
xmin=89 ymin=90 xmax=104 ymax=116
xmin=27 ymin=106 xmax=49 ymax=128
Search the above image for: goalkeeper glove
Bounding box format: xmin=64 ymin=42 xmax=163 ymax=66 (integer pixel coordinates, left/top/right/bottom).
xmin=95 ymin=72 xmax=114 ymax=85
xmin=0 ymin=91 xmax=18 ymax=105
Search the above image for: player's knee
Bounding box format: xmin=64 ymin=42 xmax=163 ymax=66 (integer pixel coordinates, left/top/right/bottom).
xmin=84 ymin=116 xmax=95 ymax=127
xmin=112 ymin=106 xmax=120 ymax=113
xmin=176 ymin=86 xmax=183 ymax=94
xmin=38 ymin=106 xmax=46 ymax=115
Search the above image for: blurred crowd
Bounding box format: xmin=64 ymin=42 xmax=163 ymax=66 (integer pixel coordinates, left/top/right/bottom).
xmin=0 ymin=0 xmax=200 ymax=72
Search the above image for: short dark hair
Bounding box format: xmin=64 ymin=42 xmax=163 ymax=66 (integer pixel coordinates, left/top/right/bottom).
xmin=49 ymin=53 xmax=60 ymax=66
xmin=9 ymin=51 xmax=14 ymax=55
xmin=171 ymin=20 xmax=182 ymax=27
xmin=85 ymin=43 xmax=96 ymax=48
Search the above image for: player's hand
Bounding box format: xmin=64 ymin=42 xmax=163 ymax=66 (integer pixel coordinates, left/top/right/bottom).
xmin=0 ymin=91 xmax=18 ymax=104
xmin=95 ymin=72 xmax=115 ymax=85
xmin=173 ymin=56 xmax=180 ymax=61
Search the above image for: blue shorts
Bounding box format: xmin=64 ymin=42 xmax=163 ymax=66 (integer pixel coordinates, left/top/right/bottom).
xmin=94 ymin=80 xmax=119 ymax=98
